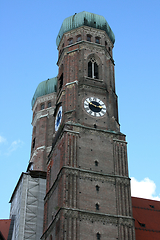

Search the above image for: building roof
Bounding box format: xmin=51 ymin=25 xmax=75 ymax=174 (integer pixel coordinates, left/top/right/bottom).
xmin=132 ymin=197 xmax=160 ymax=240
xmin=31 ymin=77 xmax=57 ymax=108
xmin=56 ymin=11 xmax=115 ymax=47
xmin=9 ymin=171 xmax=47 ymax=203
xmin=0 ymin=219 xmax=11 ymax=240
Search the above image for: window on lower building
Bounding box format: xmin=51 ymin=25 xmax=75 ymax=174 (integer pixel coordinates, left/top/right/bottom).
xmin=149 ymin=205 xmax=154 ymax=208
xmin=138 ymin=221 xmax=145 ymax=227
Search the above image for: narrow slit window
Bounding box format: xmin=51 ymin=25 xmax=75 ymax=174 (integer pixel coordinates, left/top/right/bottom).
xmin=95 ymin=160 xmax=99 ymax=166
xmin=32 ymin=138 xmax=35 ymax=149
xmin=96 ymin=185 xmax=100 ymax=192
xmin=59 ymin=73 xmax=63 ymax=90
xmin=96 ymin=232 xmax=101 ymax=240
xmin=95 ymin=203 xmax=99 ymax=210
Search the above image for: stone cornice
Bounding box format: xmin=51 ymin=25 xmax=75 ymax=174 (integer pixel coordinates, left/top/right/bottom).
xmin=30 ymin=145 xmax=51 ymax=163
xmin=65 ymin=121 xmax=125 ymax=136
xmin=32 ymin=107 xmax=55 ymax=127
xmin=41 ymin=207 xmax=135 ymax=239
xmin=57 ymin=31 xmax=113 ymax=66
xmin=113 ymin=138 xmax=127 ymax=144
xmin=44 ymin=166 xmax=130 ymax=202
xmin=32 ymin=92 xmax=56 ymax=112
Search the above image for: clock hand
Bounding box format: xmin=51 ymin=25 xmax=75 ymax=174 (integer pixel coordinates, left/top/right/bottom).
xmin=97 ymin=105 xmax=103 ymax=109
xmin=88 ymin=101 xmax=103 ymax=109
xmin=92 ymin=103 xmax=102 ymax=108
xmin=86 ymin=100 xmax=96 ymax=107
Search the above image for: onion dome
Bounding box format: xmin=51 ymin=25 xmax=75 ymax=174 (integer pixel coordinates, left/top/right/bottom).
xmin=56 ymin=11 xmax=115 ymax=47
xmin=31 ymin=77 xmax=57 ymax=108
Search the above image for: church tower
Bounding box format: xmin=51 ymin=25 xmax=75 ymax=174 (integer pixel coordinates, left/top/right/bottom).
xmin=29 ymin=77 xmax=57 ymax=172
xmin=42 ymin=12 xmax=135 ymax=240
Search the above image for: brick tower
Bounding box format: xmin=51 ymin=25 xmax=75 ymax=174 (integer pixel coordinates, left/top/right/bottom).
xmin=42 ymin=12 xmax=136 ymax=240
xmin=29 ymin=77 xmax=57 ymax=172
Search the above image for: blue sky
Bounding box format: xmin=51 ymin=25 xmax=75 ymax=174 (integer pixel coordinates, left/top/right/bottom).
xmin=1 ymin=0 xmax=160 ymax=219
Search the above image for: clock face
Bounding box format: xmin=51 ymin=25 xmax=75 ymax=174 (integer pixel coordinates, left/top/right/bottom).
xmin=55 ymin=106 xmax=62 ymax=132
xmin=84 ymin=97 xmax=106 ymax=117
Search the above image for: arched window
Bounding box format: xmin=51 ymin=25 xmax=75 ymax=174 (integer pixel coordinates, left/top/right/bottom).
xmin=87 ymin=34 xmax=91 ymax=42
xmin=68 ymin=38 xmax=73 ymax=45
xmin=41 ymin=103 xmax=45 ymax=110
xmin=77 ymin=35 xmax=81 ymax=42
xmin=88 ymin=58 xmax=99 ymax=79
xmin=95 ymin=37 xmax=100 ymax=44
xmin=48 ymin=101 xmax=51 ymax=108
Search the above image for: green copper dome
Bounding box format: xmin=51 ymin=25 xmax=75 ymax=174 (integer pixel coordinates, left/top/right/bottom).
xmin=31 ymin=77 xmax=57 ymax=108
xmin=56 ymin=11 xmax=115 ymax=47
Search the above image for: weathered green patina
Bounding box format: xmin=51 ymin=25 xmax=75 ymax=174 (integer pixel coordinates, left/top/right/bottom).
xmin=31 ymin=77 xmax=57 ymax=108
xmin=56 ymin=11 xmax=115 ymax=47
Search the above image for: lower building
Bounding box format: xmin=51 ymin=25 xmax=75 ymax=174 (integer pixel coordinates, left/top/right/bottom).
xmin=0 ymin=220 xmax=11 ymax=240
xmin=132 ymin=197 xmax=160 ymax=240
xmin=5 ymin=196 xmax=160 ymax=239
xmin=9 ymin=171 xmax=46 ymax=240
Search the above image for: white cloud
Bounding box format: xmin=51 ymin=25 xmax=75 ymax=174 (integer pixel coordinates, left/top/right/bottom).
xmin=6 ymin=140 xmax=24 ymax=155
xmin=0 ymin=135 xmax=6 ymax=143
xmin=131 ymin=177 xmax=160 ymax=201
